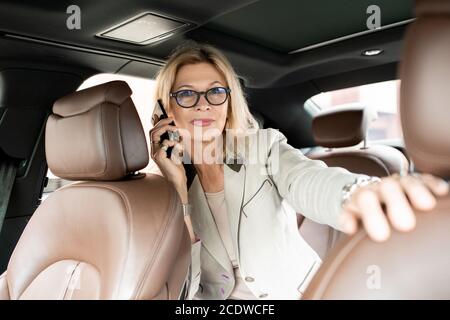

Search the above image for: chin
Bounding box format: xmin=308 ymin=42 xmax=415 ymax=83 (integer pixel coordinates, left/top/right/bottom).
xmin=190 ymin=125 xmax=223 ymax=142
xmin=195 ymin=133 xmax=219 ymax=143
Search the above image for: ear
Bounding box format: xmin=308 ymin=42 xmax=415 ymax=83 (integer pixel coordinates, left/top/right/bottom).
xmin=152 ymin=114 xmax=159 ymax=126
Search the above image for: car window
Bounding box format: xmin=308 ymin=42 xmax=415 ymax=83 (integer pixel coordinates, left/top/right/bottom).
xmin=307 ymin=79 xmax=402 ymax=142
xmin=42 ymin=74 xmax=158 ymax=201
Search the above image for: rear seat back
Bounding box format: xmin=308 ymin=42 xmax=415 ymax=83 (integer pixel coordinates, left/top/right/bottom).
xmin=308 ymin=105 xmax=408 ymax=177
xmin=299 ymin=105 xmax=408 ymax=259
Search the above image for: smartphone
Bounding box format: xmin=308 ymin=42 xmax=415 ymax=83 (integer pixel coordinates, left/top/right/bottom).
xmin=156 ymin=99 xmax=175 ymax=158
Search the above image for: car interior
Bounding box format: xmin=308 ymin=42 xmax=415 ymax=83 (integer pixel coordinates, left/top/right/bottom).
xmin=0 ymin=0 xmax=449 ymax=300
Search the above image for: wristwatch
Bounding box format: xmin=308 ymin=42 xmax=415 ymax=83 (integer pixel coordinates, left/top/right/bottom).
xmin=182 ymin=203 xmax=192 ymax=217
xmin=341 ymin=176 xmax=381 ymax=208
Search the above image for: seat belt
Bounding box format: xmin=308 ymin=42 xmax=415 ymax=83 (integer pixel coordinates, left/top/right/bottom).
xmin=0 ymin=157 xmax=18 ymax=234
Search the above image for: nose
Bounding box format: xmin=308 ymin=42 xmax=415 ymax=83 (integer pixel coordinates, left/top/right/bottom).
xmin=195 ymin=94 xmax=211 ymax=111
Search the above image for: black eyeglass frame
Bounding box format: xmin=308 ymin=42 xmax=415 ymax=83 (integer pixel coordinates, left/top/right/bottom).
xmin=169 ymin=87 xmax=231 ymax=108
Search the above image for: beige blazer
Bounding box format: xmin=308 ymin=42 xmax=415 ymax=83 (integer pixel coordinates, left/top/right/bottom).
xmin=186 ymin=128 xmax=363 ymax=300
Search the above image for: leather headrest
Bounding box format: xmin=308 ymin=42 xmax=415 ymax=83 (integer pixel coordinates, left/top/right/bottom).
xmin=45 ymin=81 xmax=149 ymax=181
xmin=400 ymin=0 xmax=450 ymax=178
xmin=416 ymin=0 xmax=450 ymax=16
xmin=303 ymin=196 xmax=450 ymax=299
xmin=312 ymin=105 xmax=377 ymax=148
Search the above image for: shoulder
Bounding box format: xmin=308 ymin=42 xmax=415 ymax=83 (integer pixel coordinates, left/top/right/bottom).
xmin=246 ymin=128 xmax=288 ymax=153
xmin=246 ymin=128 xmax=286 ymax=145
xmin=238 ymin=128 xmax=288 ymax=164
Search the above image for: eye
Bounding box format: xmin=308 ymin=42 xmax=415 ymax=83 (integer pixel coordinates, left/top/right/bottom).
xmin=177 ymin=90 xmax=196 ymax=98
xmin=209 ymin=87 xmax=227 ymax=95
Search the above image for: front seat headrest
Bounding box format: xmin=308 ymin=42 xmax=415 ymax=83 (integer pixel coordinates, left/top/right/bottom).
xmin=312 ymin=105 xmax=377 ymax=148
xmin=400 ymin=0 xmax=450 ymax=178
xmin=45 ymin=80 xmax=149 ymax=181
xmin=303 ymin=196 xmax=450 ymax=299
xmin=303 ymin=0 xmax=450 ymax=300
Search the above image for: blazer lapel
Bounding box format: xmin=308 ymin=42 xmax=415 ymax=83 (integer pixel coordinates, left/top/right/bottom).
xmin=185 ymin=153 xmax=247 ymax=273
xmin=224 ymin=156 xmax=247 ymax=265
xmin=188 ymin=173 xmax=233 ymax=273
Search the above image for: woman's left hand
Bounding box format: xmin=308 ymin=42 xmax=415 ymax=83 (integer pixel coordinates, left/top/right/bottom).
xmin=340 ymin=173 xmax=449 ymax=242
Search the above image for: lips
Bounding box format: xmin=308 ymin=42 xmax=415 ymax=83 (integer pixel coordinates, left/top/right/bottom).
xmin=191 ymin=119 xmax=215 ymax=127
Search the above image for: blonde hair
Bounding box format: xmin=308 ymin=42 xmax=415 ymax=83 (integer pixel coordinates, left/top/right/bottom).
xmin=152 ymin=42 xmax=259 ymax=158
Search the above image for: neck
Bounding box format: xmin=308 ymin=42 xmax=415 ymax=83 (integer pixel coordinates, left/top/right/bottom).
xmin=194 ymin=162 xmax=223 ymax=177
xmin=194 ymin=161 xmax=224 ymax=193
xmin=188 ymin=138 xmax=224 ymax=166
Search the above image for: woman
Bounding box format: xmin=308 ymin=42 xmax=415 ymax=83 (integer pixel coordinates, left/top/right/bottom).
xmin=149 ymin=42 xmax=448 ymax=300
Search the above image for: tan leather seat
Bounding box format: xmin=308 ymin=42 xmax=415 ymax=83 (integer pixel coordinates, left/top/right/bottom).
xmin=0 ymin=81 xmax=190 ymax=299
xmin=308 ymin=105 xmax=408 ymax=177
xmin=303 ymin=0 xmax=450 ymax=299
xmin=299 ymin=105 xmax=409 ymax=259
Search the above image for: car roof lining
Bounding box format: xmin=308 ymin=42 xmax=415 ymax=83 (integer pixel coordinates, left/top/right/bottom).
xmin=0 ymin=0 xmax=413 ymax=89
xmin=204 ymin=0 xmax=413 ymax=53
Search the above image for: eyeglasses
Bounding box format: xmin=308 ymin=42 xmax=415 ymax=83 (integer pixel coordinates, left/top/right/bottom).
xmin=170 ymin=87 xmax=231 ymax=108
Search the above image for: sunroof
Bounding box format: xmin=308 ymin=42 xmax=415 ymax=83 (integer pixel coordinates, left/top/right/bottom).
xmin=205 ymin=0 xmax=414 ymax=53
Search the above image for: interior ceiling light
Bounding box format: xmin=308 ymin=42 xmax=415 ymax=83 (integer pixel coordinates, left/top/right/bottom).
xmin=362 ymin=49 xmax=384 ymax=56
xmin=96 ymin=12 xmax=194 ymax=45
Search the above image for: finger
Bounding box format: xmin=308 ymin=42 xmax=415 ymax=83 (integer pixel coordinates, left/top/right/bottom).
xmin=152 ymin=114 xmax=160 ymax=126
xmin=161 ymin=139 xmax=177 ymax=148
xmin=149 ymin=130 xmax=168 ymax=158
xmin=338 ymin=208 xmax=358 ymax=235
xmin=150 ymin=117 xmax=176 ymax=133
xmin=150 ymin=124 xmax=179 ymax=144
xmin=150 ymin=118 xmax=177 ymax=133
xmin=399 ymin=175 xmax=436 ymax=211
xmin=173 ymin=141 xmax=184 ymax=156
xmin=155 ymin=139 xmax=177 ymax=161
xmin=171 ymin=142 xmax=185 ymax=164
xmin=378 ymin=177 xmax=416 ymax=232
xmin=151 ymin=141 xmax=164 ymax=159
xmin=420 ymin=174 xmax=450 ymax=197
xmin=353 ymin=188 xmax=391 ymax=242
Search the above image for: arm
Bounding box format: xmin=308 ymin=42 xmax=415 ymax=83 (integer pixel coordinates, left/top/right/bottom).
xmin=176 ymin=185 xmax=202 ymax=300
xmin=265 ymin=128 xmax=365 ymax=230
xmin=187 ymin=239 xmax=201 ymax=299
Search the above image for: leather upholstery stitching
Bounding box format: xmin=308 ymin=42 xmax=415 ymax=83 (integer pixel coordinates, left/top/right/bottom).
xmin=133 ymin=185 xmax=180 ymax=299
xmin=99 ymin=104 xmax=109 ymax=176
xmin=62 ymin=261 xmax=81 ymax=300
xmin=307 ymin=231 xmax=366 ymax=298
xmin=118 ymin=100 xmax=128 ymax=171
xmin=69 ymin=183 xmax=132 ymax=299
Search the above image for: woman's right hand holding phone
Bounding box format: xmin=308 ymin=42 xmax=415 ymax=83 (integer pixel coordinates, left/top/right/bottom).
xmin=150 ymin=115 xmax=186 ymax=190
xmin=150 ymin=115 xmax=198 ymax=243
